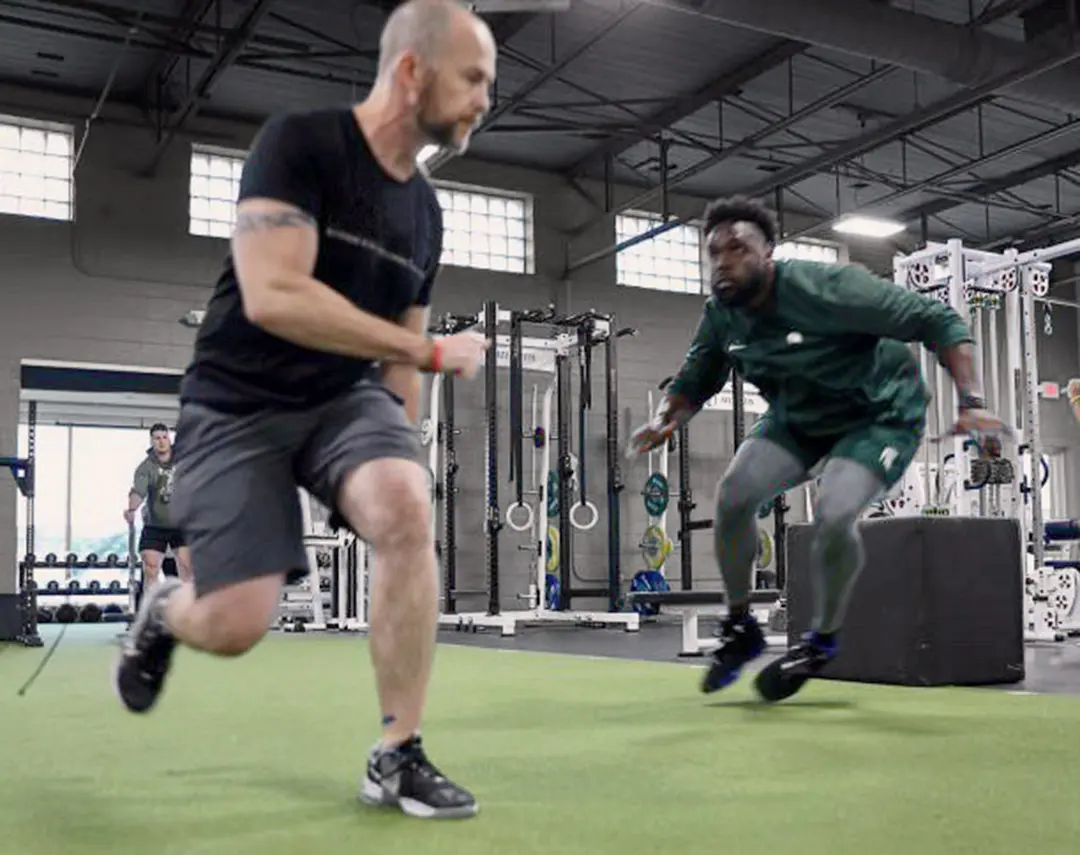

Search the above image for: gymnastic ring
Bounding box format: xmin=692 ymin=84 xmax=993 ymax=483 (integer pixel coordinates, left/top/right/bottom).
xmin=570 ymin=500 xmax=600 ymax=531
xmin=506 ymin=501 xmax=535 ymax=532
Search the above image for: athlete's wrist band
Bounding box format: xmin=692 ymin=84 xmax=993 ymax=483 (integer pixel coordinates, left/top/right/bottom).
xmin=429 ymin=339 xmax=443 ymax=373
xmin=958 ymin=394 xmax=986 ymax=411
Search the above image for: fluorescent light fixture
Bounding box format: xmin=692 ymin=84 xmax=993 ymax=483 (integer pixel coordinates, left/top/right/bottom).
xmin=832 ymin=215 xmax=905 ymax=239
xmin=417 ymin=144 xmax=440 ymax=166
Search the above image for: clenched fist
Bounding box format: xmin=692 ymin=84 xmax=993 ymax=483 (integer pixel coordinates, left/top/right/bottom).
xmin=431 ymin=332 xmax=490 ymax=379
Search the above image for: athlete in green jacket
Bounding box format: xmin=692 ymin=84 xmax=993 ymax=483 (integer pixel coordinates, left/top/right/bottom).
xmin=629 ymin=196 xmax=1008 ymax=703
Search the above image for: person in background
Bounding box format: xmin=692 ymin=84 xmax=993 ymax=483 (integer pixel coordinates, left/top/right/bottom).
xmin=629 ymin=195 xmax=1008 ymax=704
xmin=1068 ymin=378 xmax=1080 ymax=422
xmin=124 ymin=423 xmax=191 ymax=585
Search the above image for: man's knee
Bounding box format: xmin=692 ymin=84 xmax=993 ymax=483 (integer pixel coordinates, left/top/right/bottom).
xmin=340 ymin=459 xmax=432 ymax=553
xmin=190 ymin=577 xmax=277 ymax=655
xmin=715 ymin=467 xmax=769 ymax=519
xmin=812 ymin=488 xmax=861 ymax=535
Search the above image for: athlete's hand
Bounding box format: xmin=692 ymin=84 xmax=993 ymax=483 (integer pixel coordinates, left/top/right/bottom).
xmin=950 ymin=407 xmax=1012 ymax=439
xmin=627 ymin=419 xmax=677 ymax=457
xmin=432 ymin=332 xmax=490 ymax=378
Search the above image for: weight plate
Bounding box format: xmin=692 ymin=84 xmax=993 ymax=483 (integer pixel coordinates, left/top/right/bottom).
xmin=640 ymin=524 xmax=673 ymax=570
xmin=629 ymin=569 xmax=670 ymax=616
xmin=545 ymin=525 xmax=560 ymax=572
xmin=756 ymin=530 xmax=773 ymax=570
xmin=643 ymin=472 xmax=669 ymax=517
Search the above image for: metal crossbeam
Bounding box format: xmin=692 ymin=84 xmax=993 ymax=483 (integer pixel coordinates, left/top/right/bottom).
xmin=143 ymin=0 xmax=277 ymax=175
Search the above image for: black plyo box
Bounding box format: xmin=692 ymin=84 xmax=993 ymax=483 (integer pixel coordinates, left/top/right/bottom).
xmin=785 ymin=516 xmax=1025 ymax=687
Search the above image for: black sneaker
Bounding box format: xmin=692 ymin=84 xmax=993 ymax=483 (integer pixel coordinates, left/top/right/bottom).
xmin=112 ymin=579 xmax=181 ymax=713
xmin=700 ymin=613 xmax=767 ymax=694
xmin=753 ymin=631 xmax=838 ymax=703
xmin=359 ymin=735 xmax=478 ymax=820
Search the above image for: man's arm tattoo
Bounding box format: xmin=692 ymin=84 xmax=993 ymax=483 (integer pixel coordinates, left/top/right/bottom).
xmin=235 ymin=209 xmax=315 ymax=234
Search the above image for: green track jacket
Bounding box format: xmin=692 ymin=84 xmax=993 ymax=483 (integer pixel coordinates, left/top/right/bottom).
xmin=666 ymin=259 xmax=974 ymax=436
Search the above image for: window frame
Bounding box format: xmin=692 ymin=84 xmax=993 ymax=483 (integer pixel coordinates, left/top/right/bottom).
xmin=432 ymin=178 xmax=536 ymax=275
xmin=0 ymin=113 xmax=76 ymax=222
xmin=188 ymin=142 xmax=246 ymax=239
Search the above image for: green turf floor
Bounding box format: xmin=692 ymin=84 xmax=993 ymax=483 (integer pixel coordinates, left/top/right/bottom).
xmin=2 ymin=628 xmax=1079 ymax=855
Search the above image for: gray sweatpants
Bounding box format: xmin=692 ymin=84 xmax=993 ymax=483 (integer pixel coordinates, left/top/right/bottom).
xmin=171 ymin=379 xmax=424 ymax=599
xmin=714 ymin=437 xmax=886 ymax=634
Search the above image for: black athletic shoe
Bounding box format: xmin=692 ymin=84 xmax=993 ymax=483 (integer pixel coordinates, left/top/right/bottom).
xmin=700 ymin=613 xmax=767 ymax=694
xmin=112 ymin=579 xmax=181 ymax=713
xmin=359 ymin=735 xmax=478 ymax=820
xmin=753 ymin=631 xmax=838 ymax=703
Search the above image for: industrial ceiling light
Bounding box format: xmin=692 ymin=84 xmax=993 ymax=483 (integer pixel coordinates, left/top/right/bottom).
xmin=832 ymin=215 xmax=906 ymax=239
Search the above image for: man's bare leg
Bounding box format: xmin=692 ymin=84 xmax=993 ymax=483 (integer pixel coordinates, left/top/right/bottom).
xmin=140 ymin=549 xmax=163 ymax=588
xmin=161 ymin=574 xmax=283 ymax=655
xmin=335 ymin=457 xmax=437 ymax=748
xmin=174 ymin=545 xmax=195 ymax=583
xmin=337 ymin=455 xmax=477 ymax=819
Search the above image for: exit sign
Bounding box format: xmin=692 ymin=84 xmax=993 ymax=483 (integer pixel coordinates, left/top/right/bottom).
xmin=1040 ymin=381 xmax=1061 ymax=399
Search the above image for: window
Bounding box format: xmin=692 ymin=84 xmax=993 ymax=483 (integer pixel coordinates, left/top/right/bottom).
xmin=0 ymin=115 xmax=74 ymax=221
xmin=616 ymin=212 xmax=703 ymax=293
xmin=189 ymin=144 xmax=245 ymax=238
xmin=15 ymin=424 xmax=161 ymax=561
xmin=435 ymin=181 xmax=534 ymax=274
xmin=774 ymin=240 xmax=840 ymax=263
xmin=69 ymin=427 xmax=155 ymax=557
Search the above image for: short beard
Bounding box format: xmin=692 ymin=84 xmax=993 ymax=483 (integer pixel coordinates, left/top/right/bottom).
xmin=711 ymin=268 xmax=767 ymax=307
xmin=417 ymin=87 xmax=460 ymax=151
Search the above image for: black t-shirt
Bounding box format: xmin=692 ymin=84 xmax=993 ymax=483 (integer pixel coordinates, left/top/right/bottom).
xmin=180 ymin=107 xmax=442 ymax=411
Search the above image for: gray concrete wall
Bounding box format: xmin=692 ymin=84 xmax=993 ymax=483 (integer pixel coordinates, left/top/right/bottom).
xmin=0 ymin=85 xmax=1077 ymax=610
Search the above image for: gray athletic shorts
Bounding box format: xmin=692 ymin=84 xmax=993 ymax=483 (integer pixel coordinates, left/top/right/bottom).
xmin=171 ymin=379 xmax=423 ymax=598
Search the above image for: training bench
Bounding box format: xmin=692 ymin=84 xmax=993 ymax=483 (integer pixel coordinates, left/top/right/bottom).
xmin=625 ymin=589 xmax=788 ymax=656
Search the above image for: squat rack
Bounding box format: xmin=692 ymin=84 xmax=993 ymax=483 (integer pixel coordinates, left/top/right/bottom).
xmin=434 ymin=300 xmax=640 ymax=636
xmin=4 ymin=400 xmax=41 ymax=647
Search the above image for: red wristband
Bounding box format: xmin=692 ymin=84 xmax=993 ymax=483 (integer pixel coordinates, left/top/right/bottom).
xmin=430 ymin=339 xmax=442 ymax=373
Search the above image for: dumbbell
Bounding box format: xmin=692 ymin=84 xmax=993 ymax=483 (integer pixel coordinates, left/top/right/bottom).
xmin=87 ymin=580 xmax=102 ymax=594
xmin=106 ymin=554 xmax=119 ymax=567
xmin=64 ymin=553 xmax=78 ymax=567
xmin=46 ymin=580 xmax=61 ymax=593
xmin=108 ymin=580 xmax=123 ymax=594
xmin=54 ymin=603 xmax=78 ymax=624
xmin=79 ymin=603 xmax=103 ymax=623
xmin=101 ymin=604 xmax=125 ymax=623
xmin=85 ymin=553 xmax=99 ymax=567
xmin=44 ymin=553 xmax=58 ymax=567
xmin=67 ymin=580 xmax=81 ymax=594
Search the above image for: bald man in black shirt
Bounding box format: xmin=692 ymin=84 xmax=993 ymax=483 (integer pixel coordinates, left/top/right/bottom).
xmin=114 ymin=0 xmax=494 ymax=820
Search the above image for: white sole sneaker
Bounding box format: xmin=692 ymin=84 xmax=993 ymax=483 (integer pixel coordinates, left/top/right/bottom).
xmin=358 ymin=776 xmax=479 ymax=820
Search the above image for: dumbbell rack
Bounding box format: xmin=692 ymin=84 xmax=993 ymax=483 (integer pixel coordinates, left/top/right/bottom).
xmin=31 ymin=554 xmax=140 ymax=626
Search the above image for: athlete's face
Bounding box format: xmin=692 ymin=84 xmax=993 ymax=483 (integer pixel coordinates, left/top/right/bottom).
xmin=705 ymin=221 xmax=772 ymax=307
xmin=151 ymin=430 xmax=171 ymax=456
xmin=414 ymin=15 xmax=496 ymax=154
